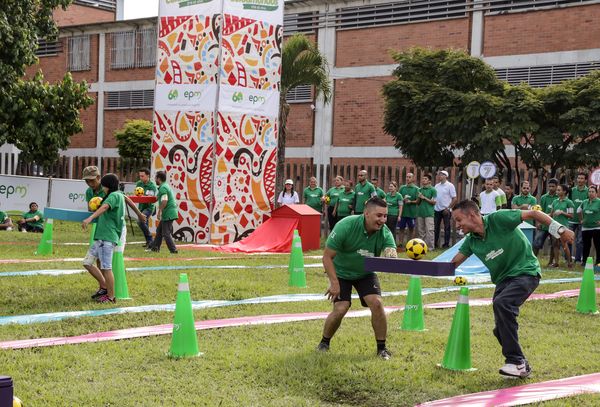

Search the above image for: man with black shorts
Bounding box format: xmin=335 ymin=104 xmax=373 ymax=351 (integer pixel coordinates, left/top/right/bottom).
xmin=317 ymin=197 xmax=397 ymax=359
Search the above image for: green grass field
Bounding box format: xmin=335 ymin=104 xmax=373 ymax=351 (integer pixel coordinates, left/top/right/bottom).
xmin=1 ymin=221 xmax=599 ymax=406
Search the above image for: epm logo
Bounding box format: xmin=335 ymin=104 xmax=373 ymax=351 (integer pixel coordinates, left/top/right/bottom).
xmin=68 ymin=192 xmax=86 ymax=202
xmin=168 ymin=89 xmax=179 ymax=100
xmin=0 ymin=184 xmax=28 ymax=198
xmin=230 ymin=0 xmax=278 ymax=11
xmin=232 ymin=91 xmax=266 ymax=105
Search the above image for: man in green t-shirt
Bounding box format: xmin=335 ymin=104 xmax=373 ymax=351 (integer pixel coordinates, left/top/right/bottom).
xmin=334 ymin=180 xmax=356 ymax=221
xmin=136 ymin=168 xmax=158 ymax=247
xmin=147 ymin=170 xmax=178 ymax=254
xmin=451 ymin=199 xmax=574 ymax=378
xmin=371 ymin=178 xmax=386 ymax=199
xmin=17 ymin=202 xmax=44 ymax=233
xmin=533 ymin=178 xmax=559 ymax=262
xmin=303 ymin=177 xmax=324 ymax=213
xmin=317 ymin=197 xmax=397 ymax=360
xmin=511 ymin=181 xmax=537 ymax=225
xmin=0 ymin=206 xmax=14 ymax=231
xmin=416 ymin=174 xmax=437 ymax=248
xmin=353 ymin=170 xmax=376 ymax=215
xmin=569 ymin=173 xmax=588 ymax=263
xmin=324 ymin=176 xmax=345 ymax=232
xmin=398 ymin=172 xmax=419 ymax=247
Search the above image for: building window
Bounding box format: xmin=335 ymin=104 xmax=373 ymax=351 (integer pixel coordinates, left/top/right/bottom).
xmin=495 ymin=61 xmax=600 ymax=87
xmin=36 ymin=38 xmax=62 ymax=57
xmin=106 ymin=90 xmax=154 ymax=109
xmin=284 ymin=11 xmax=324 ymax=36
xmin=110 ymin=28 xmax=157 ymax=70
xmin=74 ymin=0 xmax=117 ymax=11
xmin=67 ymin=35 xmax=91 ymax=71
xmin=286 ymin=85 xmax=313 ymax=103
xmin=486 ymin=0 xmax=596 ymax=15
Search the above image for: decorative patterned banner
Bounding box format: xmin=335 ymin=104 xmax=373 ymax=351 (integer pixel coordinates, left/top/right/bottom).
xmin=210 ymin=0 xmax=283 ymax=245
xmin=152 ymin=0 xmax=222 ymax=243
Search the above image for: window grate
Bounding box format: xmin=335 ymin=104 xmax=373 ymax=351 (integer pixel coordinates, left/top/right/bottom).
xmin=73 ymin=0 xmax=116 ymax=11
xmin=334 ymin=0 xmax=468 ymax=30
xmin=36 ymin=38 xmax=62 ymax=57
xmin=67 ymin=35 xmax=91 ymax=72
xmin=110 ymin=28 xmax=157 ymax=70
xmin=106 ymin=89 xmax=155 ymax=109
xmin=284 ymin=11 xmax=326 ymax=35
xmin=485 ymin=0 xmax=597 ymax=14
xmin=495 ymin=61 xmax=600 ymax=87
xmin=286 ymin=85 xmax=313 ymax=103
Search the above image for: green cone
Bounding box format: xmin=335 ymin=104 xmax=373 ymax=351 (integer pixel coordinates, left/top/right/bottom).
xmin=168 ymin=273 xmax=201 ymax=358
xmin=35 ymin=219 xmax=54 ymax=256
xmin=576 ymin=257 xmax=598 ymax=314
xmin=401 ymin=276 xmax=425 ymax=331
xmin=441 ymin=287 xmax=474 ymax=371
xmin=112 ymin=239 xmax=131 ymax=300
xmin=89 ymin=223 xmax=97 ymax=246
xmin=288 ymin=230 xmax=306 ymax=288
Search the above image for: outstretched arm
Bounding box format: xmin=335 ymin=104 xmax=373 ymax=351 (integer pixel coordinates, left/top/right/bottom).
xmin=521 ymin=210 xmax=574 ymax=245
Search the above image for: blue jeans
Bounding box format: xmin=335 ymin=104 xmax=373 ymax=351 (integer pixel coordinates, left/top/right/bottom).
xmin=84 ymin=240 xmax=115 ymax=270
xmin=568 ymin=223 xmax=583 ymax=262
xmin=137 ymin=208 xmax=155 ymax=244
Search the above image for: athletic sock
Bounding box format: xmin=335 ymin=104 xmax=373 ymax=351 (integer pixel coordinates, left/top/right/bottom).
xmin=320 ymin=336 xmax=331 ymax=346
xmin=376 ymin=339 xmax=386 ymax=352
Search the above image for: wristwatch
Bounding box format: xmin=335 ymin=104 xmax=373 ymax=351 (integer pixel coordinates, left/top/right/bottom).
xmin=558 ymin=226 xmax=566 ymax=235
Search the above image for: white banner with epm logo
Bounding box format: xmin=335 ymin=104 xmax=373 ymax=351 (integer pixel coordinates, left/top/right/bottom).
xmin=0 ymin=175 xmax=50 ymax=213
xmin=154 ymin=84 xmax=218 ymax=111
xmin=49 ymin=178 xmax=89 ymax=211
xmin=219 ymin=85 xmax=280 ymax=118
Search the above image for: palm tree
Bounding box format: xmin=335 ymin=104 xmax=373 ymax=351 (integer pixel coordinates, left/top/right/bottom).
xmin=277 ymin=34 xmax=332 ymax=195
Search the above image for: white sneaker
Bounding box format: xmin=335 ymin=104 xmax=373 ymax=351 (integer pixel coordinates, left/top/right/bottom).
xmin=499 ymin=362 xmax=531 ymax=378
xmin=6 ymin=227 xmax=12 ymax=231
xmin=21 ymin=229 xmax=27 ymax=233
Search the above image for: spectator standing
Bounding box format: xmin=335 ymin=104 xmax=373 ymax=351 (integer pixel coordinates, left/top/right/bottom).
xmin=303 ymin=177 xmax=324 ymax=213
xmin=398 ymin=172 xmax=419 ymax=247
xmin=416 ymin=174 xmax=437 ymax=249
xmin=434 ymin=170 xmax=457 ymax=249
xmin=492 ymin=176 xmax=508 ymax=209
xmin=569 ymin=173 xmax=588 ymax=264
xmin=324 ymin=176 xmax=345 ymax=232
xmin=579 ymin=185 xmax=600 ymax=267
xmin=354 ymin=170 xmax=376 ymax=215
xmin=335 ymin=180 xmax=356 ymax=222
xmin=549 ymin=184 xmax=575 ymax=268
xmin=533 ymin=178 xmax=559 ymax=263
xmin=385 ymin=181 xmax=403 ymax=243
xmin=277 ymin=179 xmax=300 ymax=207
xmin=479 ymin=178 xmax=502 ymax=215
xmin=147 ymin=171 xmax=179 ymax=254
xmin=371 ymin=178 xmax=386 ymax=199
xmin=511 ymin=181 xmax=537 ymax=225
xmin=504 ymin=184 xmax=515 ymax=209
xmin=135 ymin=168 xmax=158 ymax=247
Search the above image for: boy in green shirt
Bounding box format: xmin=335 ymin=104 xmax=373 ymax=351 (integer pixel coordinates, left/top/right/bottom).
xmin=416 ymin=174 xmax=437 ymax=248
xmin=303 ymin=177 xmax=324 ymax=213
xmin=0 ymin=206 xmax=14 ymax=231
xmin=318 ymin=197 xmax=397 ymax=360
xmin=82 ymin=174 xmax=125 ymax=304
xmin=533 ymin=178 xmax=559 ymax=263
xmin=568 ymin=173 xmax=588 ymax=263
xmin=17 ymin=202 xmax=44 ymax=233
xmin=511 ymin=181 xmax=537 ymax=225
xmin=452 ymin=199 xmax=574 ymax=378
xmin=324 ymin=176 xmax=345 ymax=232
xmin=147 ymin=171 xmax=178 ymax=254
xmin=549 ymin=184 xmax=575 ymax=268
xmin=354 ymin=170 xmax=376 ymax=214
xmin=398 ymin=172 xmax=419 ymax=247
xmin=136 ymin=168 xmax=158 ymax=247
xmin=334 ymin=180 xmax=356 ymax=221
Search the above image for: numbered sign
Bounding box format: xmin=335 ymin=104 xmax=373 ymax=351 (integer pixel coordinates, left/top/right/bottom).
xmin=466 ymin=161 xmax=481 ymax=179
xmin=590 ymin=168 xmax=600 ymax=186
xmin=479 ymin=161 xmax=497 ymax=179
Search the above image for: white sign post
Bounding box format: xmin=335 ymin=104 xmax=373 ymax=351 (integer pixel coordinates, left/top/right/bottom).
xmin=479 ymin=161 xmax=497 ymax=179
xmin=590 ymin=168 xmax=600 ymax=186
xmin=466 ymin=161 xmax=481 ymax=200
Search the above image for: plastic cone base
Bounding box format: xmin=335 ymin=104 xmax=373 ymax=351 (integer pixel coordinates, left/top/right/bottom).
xmin=436 ymin=363 xmax=477 ymax=372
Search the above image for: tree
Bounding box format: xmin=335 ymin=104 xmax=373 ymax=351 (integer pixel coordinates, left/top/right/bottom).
xmin=114 ymin=119 xmax=153 ymax=162
xmin=0 ymin=0 xmax=93 ymax=167
xmin=278 ymin=34 xmax=331 ymax=193
xmin=382 ymin=48 xmax=600 ymax=181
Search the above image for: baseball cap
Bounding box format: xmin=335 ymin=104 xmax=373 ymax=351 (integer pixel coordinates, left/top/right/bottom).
xmin=82 ymin=166 xmax=100 ymax=180
xmin=285 ymin=179 xmax=294 ymax=185
xmin=438 ymin=170 xmax=449 ymax=177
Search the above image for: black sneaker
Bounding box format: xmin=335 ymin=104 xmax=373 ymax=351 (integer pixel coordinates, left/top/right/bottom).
xmin=91 ymin=288 xmax=108 ymax=299
xmin=377 ymin=348 xmax=392 ymax=360
xmin=316 ymin=342 xmax=329 ymax=352
xmin=170 ymin=250 xmax=178 ymax=254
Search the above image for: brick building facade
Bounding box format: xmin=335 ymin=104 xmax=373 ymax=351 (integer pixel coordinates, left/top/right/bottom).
xmin=6 ymin=0 xmax=600 ymax=184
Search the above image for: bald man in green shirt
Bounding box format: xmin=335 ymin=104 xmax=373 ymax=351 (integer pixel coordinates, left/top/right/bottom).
xmin=451 ymin=200 xmax=574 ymax=378
xmin=317 ymin=197 xmax=397 ymax=360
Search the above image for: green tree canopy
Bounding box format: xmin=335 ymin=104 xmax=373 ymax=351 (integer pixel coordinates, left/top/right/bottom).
xmin=114 ymin=119 xmax=153 ymax=162
xmin=382 ymin=48 xmax=600 ymax=177
xmin=0 ymin=0 xmax=93 ymax=166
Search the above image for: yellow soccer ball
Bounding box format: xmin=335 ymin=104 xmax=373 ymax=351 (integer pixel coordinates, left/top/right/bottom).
xmin=13 ymin=396 xmax=23 ymax=407
xmin=454 ymin=276 xmax=468 ymax=286
xmin=89 ymin=196 xmax=103 ymax=211
xmin=324 ymin=196 xmax=330 ymax=205
xmin=134 ymin=186 xmax=145 ymax=196
xmin=531 ymin=204 xmax=542 ymax=211
xmin=405 ymin=238 xmax=428 ymax=260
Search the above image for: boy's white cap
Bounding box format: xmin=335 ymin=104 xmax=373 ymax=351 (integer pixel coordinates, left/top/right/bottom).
xmin=438 ymin=170 xmax=449 ymax=177
xmin=285 ymin=179 xmax=294 ymax=185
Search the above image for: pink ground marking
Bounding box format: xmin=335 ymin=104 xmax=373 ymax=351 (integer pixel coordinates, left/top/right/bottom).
xmin=417 ymin=373 xmax=600 ymax=406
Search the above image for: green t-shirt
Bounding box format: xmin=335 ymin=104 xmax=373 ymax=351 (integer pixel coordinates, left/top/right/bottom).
xmin=417 ymin=186 xmax=437 ymax=218
xmin=399 ymin=184 xmax=419 ymax=218
xmin=511 ymin=194 xmax=537 ymax=225
xmin=326 ymin=215 xmax=396 ymax=280
xmin=85 ymin=187 xmax=106 ymax=202
xmin=135 ymin=180 xmax=158 ymax=212
xmin=354 ymin=181 xmax=375 ymax=213
xmin=325 ymin=186 xmax=344 ymax=207
xmin=0 ymin=211 xmax=7 ymax=223
xmin=385 ymin=192 xmax=403 ymax=217
xmin=569 ymin=186 xmax=588 ymax=225
xmin=539 ymin=193 xmax=558 ymax=231
xmin=94 ymin=192 xmax=125 ymax=245
xmin=336 ymin=191 xmax=355 ymax=217
xmin=580 ymin=198 xmax=600 ymax=229
xmin=303 ymin=187 xmax=324 ymax=213
xmin=158 ymin=183 xmax=178 ymax=221
xmin=22 ymin=210 xmax=44 ymax=228
xmin=375 ymin=187 xmax=386 ymax=199
xmin=550 ymin=198 xmax=575 ymax=227
xmin=459 ymin=210 xmax=541 ymax=285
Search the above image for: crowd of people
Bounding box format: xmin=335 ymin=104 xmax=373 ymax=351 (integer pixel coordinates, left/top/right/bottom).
xmin=279 ymin=170 xmax=599 ymax=267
